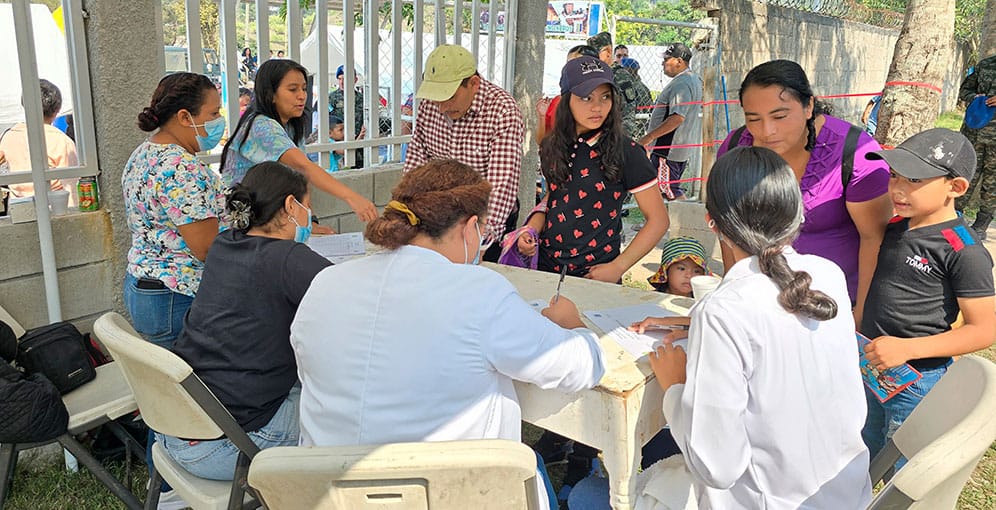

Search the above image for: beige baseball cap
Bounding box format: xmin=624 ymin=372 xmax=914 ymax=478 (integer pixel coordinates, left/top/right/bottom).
xmin=416 ymin=45 xmax=478 ymax=101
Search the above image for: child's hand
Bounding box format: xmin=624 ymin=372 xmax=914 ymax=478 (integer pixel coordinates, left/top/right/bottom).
xmin=650 ymin=342 xmax=686 ymax=392
xmin=629 ymin=316 xmax=691 ymax=335
xmin=542 ymin=296 xmax=585 ymax=329
xmin=864 ymin=335 xmax=913 ymax=370
xmin=517 ymin=231 xmax=537 ymax=256
xmin=585 ymin=261 xmax=625 ymax=283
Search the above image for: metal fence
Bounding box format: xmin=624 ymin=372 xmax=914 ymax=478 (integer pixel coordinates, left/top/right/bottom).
xmin=184 ymin=0 xmax=517 ymax=170
xmin=754 ymin=0 xmax=905 ymax=29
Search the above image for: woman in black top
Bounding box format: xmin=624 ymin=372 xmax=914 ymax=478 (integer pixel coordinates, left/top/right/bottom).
xmin=163 ymin=161 xmax=331 ymax=480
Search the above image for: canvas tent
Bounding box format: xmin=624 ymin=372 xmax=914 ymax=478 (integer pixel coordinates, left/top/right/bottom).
xmin=0 ymin=3 xmax=74 ymax=128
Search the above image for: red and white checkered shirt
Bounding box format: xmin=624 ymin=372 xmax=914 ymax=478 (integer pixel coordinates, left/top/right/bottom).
xmin=404 ymin=79 xmax=524 ymax=242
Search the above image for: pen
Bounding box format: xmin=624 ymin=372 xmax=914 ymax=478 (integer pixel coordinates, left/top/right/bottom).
xmin=554 ymin=264 xmax=568 ymax=304
xmin=644 ymin=324 xmax=689 ymax=331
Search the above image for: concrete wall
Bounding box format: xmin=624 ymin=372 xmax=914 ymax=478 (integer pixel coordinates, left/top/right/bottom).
xmin=716 ymin=0 xmax=969 ymax=139
xmin=312 ymin=166 xmax=402 ymax=232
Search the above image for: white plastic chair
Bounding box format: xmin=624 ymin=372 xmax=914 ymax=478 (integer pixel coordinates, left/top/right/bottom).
xmin=0 ymin=307 xmax=143 ymax=509
xmin=94 ymin=312 xmax=260 ymax=510
xmin=867 ymin=355 xmax=996 ymax=509
xmin=247 ymin=439 xmax=541 ymax=510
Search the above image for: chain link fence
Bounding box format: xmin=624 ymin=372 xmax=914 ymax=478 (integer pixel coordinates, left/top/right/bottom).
xmin=754 ymin=0 xmax=904 ymax=30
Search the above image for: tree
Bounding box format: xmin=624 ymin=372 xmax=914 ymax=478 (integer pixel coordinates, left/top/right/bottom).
xmin=875 ymin=0 xmax=957 ymax=147
xmin=982 ymin=0 xmax=996 ymax=58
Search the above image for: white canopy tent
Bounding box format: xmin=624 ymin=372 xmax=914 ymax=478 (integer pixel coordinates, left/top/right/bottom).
xmin=0 ymin=3 xmax=74 ymax=128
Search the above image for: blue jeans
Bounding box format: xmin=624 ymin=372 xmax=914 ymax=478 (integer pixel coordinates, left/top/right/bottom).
xmin=862 ymin=360 xmax=952 ymax=460
xmin=158 ymin=386 xmax=301 ymax=481
xmin=123 ymin=273 xmax=195 ymax=490
xmin=122 ymin=274 xmax=194 ymax=349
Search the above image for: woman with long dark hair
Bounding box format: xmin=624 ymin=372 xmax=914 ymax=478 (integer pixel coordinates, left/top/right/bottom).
xmin=717 ymin=59 xmax=892 ymax=324
xmin=220 ymin=58 xmax=377 ymax=224
xmin=520 ymin=56 xmax=669 ymax=283
xmin=643 ymin=146 xmax=871 ymax=508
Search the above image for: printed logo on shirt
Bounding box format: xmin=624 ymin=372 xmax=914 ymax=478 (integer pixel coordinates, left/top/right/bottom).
xmin=905 ymin=254 xmax=933 ymax=274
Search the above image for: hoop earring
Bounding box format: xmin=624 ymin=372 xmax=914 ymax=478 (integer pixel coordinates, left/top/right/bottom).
xmin=707 ymin=219 xmax=716 ymax=229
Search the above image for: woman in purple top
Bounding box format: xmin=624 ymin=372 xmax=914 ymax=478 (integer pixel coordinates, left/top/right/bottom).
xmin=717 ymin=60 xmax=892 ymax=324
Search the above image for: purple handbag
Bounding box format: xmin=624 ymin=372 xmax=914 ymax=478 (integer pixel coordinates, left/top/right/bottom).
xmin=497 ymin=226 xmax=539 ymax=269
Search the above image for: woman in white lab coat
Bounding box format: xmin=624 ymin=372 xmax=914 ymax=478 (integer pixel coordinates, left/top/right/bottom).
xmin=644 ymin=146 xmax=871 ymax=509
xmin=290 ymin=158 xmax=606 ymax=510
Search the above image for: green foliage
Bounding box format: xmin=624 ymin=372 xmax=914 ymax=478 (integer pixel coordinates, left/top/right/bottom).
xmin=603 ymin=0 xmax=702 ymax=46
xmin=854 ymin=0 xmax=985 ymax=45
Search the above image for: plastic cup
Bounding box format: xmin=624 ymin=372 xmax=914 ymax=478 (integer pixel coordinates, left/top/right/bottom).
xmin=48 ymin=189 xmax=70 ymax=216
xmin=690 ymin=275 xmax=722 ymax=300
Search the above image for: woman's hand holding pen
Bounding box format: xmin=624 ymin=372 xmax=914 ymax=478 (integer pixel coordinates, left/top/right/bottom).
xmin=542 ymin=295 xmax=585 ymax=330
xmin=629 ymin=316 xmax=691 ymax=336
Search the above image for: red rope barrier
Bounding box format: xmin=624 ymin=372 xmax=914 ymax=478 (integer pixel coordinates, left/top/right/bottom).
xmin=636 ymin=80 xmax=943 ymax=110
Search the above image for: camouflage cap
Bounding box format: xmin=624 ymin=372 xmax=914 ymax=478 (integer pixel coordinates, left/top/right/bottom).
xmin=587 ymin=31 xmax=613 ymax=51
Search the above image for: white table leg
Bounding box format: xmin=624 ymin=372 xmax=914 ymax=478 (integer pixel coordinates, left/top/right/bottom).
xmin=602 ymin=433 xmax=641 ymax=510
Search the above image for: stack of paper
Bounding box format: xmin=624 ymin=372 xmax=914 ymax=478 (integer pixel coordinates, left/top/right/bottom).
xmin=306 ymin=232 xmax=366 ymax=264
xmin=584 ymin=304 xmax=687 ymax=359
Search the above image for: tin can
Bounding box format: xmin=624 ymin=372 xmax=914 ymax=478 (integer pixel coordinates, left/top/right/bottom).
xmin=77 ymin=176 xmax=100 ymax=211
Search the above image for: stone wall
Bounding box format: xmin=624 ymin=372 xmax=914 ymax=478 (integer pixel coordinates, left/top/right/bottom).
xmin=716 ymin=0 xmax=969 ymax=138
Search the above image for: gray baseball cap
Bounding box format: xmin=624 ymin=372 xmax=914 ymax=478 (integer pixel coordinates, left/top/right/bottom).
xmin=866 ymin=128 xmax=977 ymax=181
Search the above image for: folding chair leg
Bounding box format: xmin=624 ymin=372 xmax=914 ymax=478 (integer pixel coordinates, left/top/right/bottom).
xmin=145 ymin=468 xmax=163 ymax=510
xmin=58 ymin=434 xmax=143 ymax=510
xmin=0 ymin=443 xmax=18 ymax=508
xmin=229 ymin=451 xmax=260 ymax=510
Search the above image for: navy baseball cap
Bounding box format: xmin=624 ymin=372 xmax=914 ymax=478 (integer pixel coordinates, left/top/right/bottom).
xmin=560 ymin=56 xmax=615 ymax=97
xmin=866 ymin=128 xmax=977 ymax=181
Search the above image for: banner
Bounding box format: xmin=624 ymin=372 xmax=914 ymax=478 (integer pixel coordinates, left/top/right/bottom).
xmin=480 ymin=2 xmax=603 ymax=37
xmin=546 ymin=2 xmax=603 ymax=37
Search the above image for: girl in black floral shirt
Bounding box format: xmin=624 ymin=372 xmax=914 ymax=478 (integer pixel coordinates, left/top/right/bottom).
xmin=521 ymin=56 xmax=669 ymax=282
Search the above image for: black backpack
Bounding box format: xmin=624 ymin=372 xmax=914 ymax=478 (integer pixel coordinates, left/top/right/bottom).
xmin=16 ymin=322 xmax=96 ymax=394
xmin=727 ymin=123 xmax=864 ymax=199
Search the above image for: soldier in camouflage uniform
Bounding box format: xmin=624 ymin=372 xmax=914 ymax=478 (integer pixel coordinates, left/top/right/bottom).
xmin=956 ymin=54 xmax=996 ymax=239
xmin=328 ymin=65 xmax=365 ymax=167
xmin=587 ymin=32 xmax=644 ymax=139
xmin=329 ymin=65 xmax=365 ymax=137
xmin=620 ymin=57 xmax=654 ymax=112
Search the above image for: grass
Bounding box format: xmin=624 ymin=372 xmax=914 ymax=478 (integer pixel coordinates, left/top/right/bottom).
xmin=936 ymin=110 xmax=966 ymax=131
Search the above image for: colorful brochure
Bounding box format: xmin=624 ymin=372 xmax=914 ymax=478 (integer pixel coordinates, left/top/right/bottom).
xmin=857 ymin=332 xmax=922 ymax=403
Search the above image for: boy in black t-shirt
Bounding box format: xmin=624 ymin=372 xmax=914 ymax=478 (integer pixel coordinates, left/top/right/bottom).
xmin=861 ymin=128 xmax=995 ymax=458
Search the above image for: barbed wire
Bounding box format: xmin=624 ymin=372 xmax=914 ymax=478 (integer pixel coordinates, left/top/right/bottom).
xmin=754 ymin=0 xmax=905 ymax=30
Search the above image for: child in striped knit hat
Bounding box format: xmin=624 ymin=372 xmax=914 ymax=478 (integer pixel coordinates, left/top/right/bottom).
xmin=647 ymin=236 xmax=711 ymax=296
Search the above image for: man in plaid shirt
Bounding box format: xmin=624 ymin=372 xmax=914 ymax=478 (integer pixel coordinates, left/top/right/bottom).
xmin=404 ymin=44 xmax=525 ymax=262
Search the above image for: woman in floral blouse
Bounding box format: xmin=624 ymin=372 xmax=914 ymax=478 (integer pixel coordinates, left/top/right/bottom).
xmin=121 ymin=72 xmax=226 ymax=348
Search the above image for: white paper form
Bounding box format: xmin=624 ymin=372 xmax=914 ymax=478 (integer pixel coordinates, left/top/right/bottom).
xmin=307 ymin=232 xmax=366 ymax=264
xmin=584 ymin=303 xmax=688 ymax=359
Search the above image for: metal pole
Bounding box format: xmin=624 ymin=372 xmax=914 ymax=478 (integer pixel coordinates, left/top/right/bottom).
xmin=221 ymin=0 xmax=240 ymax=137
xmin=613 ymin=15 xmax=717 ymax=31
xmin=364 ymin=0 xmax=378 ymax=166
xmin=12 ymin=0 xmax=62 ymax=323
xmin=343 ymin=0 xmax=357 ymax=168
xmin=316 ymin=0 xmax=329 ymax=169
xmin=185 ymin=0 xmax=203 ymax=74
xmin=256 ymin=0 xmax=270 ymax=60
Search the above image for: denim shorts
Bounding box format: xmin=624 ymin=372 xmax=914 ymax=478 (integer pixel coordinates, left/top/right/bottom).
xmin=123 ymin=273 xmax=194 ymax=349
xmin=158 ymin=386 xmax=301 ymax=481
xmin=862 ymin=360 xmax=952 ymax=460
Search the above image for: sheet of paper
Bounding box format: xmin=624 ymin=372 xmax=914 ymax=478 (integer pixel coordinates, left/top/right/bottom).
xmin=585 ymin=303 xmax=686 ymax=359
xmin=307 ymin=232 xmax=366 ymax=264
